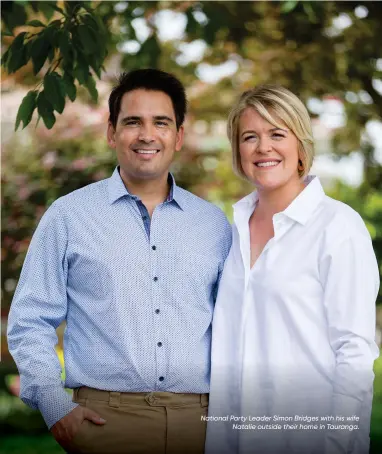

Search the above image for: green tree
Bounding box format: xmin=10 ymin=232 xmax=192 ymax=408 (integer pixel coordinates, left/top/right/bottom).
xmin=2 ymin=0 xmax=382 ymax=305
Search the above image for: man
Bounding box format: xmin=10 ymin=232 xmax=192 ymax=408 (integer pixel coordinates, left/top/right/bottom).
xmin=7 ymin=69 xmax=232 ymax=454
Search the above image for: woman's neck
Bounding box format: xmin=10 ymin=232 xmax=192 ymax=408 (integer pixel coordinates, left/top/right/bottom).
xmin=255 ymin=178 xmax=306 ymax=220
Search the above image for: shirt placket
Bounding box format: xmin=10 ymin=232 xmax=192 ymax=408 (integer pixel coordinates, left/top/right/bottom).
xmin=135 ymin=200 xmax=151 ymax=239
xmin=149 ymin=204 xmax=167 ymax=389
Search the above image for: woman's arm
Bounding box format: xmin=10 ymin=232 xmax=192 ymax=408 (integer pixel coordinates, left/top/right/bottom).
xmin=319 ymin=227 xmax=379 ymax=454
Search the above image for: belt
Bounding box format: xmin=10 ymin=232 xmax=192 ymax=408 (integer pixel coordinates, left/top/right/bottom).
xmin=73 ymin=387 xmax=209 ymax=407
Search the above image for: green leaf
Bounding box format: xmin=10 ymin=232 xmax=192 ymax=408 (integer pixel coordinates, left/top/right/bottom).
xmin=45 ymin=2 xmax=66 ymax=16
xmin=48 ymin=47 xmax=55 ymax=63
xmin=302 ymin=2 xmax=318 ymax=23
xmin=37 ymin=91 xmax=56 ymax=129
xmin=65 ymin=1 xmax=85 ymax=15
xmin=1 ymin=47 xmax=12 ymax=68
xmin=85 ymin=75 xmax=98 ymax=102
xmin=2 ymin=2 xmax=27 ymax=31
xmin=15 ymin=91 xmax=38 ymax=131
xmin=81 ymin=14 xmax=99 ymax=33
xmin=38 ymin=1 xmax=56 ymax=21
xmin=74 ymin=60 xmax=90 ymax=85
xmin=43 ymin=73 xmax=65 ymax=113
xmin=10 ymin=31 xmax=27 ymax=51
xmin=63 ymin=74 xmax=77 ymax=102
xmin=26 ymin=20 xmax=46 ymax=27
xmin=7 ymin=32 xmax=28 ymax=73
xmin=281 ymin=0 xmax=299 ymax=13
xmin=77 ymin=24 xmax=98 ymax=54
xmin=30 ymin=36 xmax=50 ymax=75
xmin=86 ymin=54 xmax=102 ymax=79
xmin=58 ymin=29 xmax=71 ymax=59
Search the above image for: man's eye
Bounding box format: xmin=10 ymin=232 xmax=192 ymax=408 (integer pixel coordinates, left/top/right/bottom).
xmin=156 ymin=121 xmax=168 ymax=126
xmin=125 ymin=121 xmax=139 ymax=126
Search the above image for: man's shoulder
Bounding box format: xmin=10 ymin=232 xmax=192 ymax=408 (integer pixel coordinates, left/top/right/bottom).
xmin=55 ymin=178 xmax=109 ymax=208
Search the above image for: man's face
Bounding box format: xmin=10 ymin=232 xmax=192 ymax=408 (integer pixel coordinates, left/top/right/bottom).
xmin=107 ymin=89 xmax=184 ymax=183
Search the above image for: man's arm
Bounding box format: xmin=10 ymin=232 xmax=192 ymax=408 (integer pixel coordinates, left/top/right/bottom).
xmin=7 ymin=200 xmax=106 ymax=450
xmin=7 ymin=201 xmax=79 ymax=428
xmin=213 ymin=216 xmax=232 ymax=303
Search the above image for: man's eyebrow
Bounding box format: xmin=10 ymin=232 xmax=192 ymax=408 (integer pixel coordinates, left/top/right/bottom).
xmin=119 ymin=115 xmax=174 ymax=124
xmin=120 ymin=116 xmax=140 ymax=124
xmin=154 ymin=115 xmax=174 ymax=123
xmin=241 ymin=127 xmax=288 ymax=136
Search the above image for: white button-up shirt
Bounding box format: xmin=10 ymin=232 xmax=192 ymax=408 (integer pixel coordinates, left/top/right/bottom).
xmin=206 ymin=176 xmax=379 ymax=454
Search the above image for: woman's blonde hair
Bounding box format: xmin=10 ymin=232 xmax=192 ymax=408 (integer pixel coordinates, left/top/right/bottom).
xmin=227 ymin=85 xmax=314 ymax=179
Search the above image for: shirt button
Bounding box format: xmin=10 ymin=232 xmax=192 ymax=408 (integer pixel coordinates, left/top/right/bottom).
xmin=157 ymin=342 xmax=162 ymax=347
xmin=153 ymin=277 xmax=158 ymax=282
xmin=152 ymin=245 xmax=156 ymax=250
xmin=142 ymin=216 xmax=147 ymax=220
xmin=159 ymin=376 xmax=164 ymax=382
xmin=155 ymin=309 xmax=160 ymax=314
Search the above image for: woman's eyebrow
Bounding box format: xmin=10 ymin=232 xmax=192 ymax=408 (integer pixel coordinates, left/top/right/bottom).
xmin=241 ymin=127 xmax=288 ymax=136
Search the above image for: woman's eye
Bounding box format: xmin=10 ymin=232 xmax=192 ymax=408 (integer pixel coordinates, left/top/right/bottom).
xmin=272 ymin=133 xmax=284 ymax=138
xmin=244 ymin=135 xmax=256 ymax=141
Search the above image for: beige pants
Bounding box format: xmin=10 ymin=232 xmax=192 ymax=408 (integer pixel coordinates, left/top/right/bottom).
xmin=68 ymin=387 xmax=208 ymax=454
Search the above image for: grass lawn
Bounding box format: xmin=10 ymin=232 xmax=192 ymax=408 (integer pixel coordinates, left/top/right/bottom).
xmin=2 ymin=354 xmax=382 ymax=454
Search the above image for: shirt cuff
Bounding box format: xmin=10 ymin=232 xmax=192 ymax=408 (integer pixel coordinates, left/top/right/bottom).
xmin=37 ymin=387 xmax=79 ymax=429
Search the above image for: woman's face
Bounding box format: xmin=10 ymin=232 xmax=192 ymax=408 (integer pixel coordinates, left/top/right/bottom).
xmin=238 ymin=107 xmax=301 ymax=191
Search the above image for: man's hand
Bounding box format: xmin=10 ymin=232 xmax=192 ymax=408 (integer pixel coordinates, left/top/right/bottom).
xmin=51 ymin=405 xmax=106 ymax=451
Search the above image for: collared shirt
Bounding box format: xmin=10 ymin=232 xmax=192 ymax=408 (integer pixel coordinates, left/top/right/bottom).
xmin=7 ymin=167 xmax=232 ymax=429
xmin=206 ymin=176 xmax=379 ymax=454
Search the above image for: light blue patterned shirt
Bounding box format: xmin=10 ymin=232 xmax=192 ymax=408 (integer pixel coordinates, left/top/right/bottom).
xmin=7 ymin=167 xmax=232 ymax=429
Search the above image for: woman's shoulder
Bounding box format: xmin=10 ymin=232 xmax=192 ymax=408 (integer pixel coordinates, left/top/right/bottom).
xmin=318 ymin=195 xmax=371 ymax=244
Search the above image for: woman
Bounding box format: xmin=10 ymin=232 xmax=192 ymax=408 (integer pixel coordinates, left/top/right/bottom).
xmin=205 ymin=86 xmax=379 ymax=454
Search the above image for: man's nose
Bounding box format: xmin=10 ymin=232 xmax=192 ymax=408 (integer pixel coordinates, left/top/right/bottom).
xmin=138 ymin=124 xmax=155 ymax=142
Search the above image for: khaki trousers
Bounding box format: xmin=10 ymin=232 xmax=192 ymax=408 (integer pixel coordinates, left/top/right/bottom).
xmin=68 ymin=387 xmax=208 ymax=454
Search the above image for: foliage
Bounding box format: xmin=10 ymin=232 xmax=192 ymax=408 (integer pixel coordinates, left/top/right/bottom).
xmin=2 ymin=1 xmax=107 ymax=129
xmin=2 ymin=1 xmax=382 ymax=179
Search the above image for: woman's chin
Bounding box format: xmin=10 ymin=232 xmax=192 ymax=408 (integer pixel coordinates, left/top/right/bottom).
xmin=247 ymin=174 xmax=288 ymax=192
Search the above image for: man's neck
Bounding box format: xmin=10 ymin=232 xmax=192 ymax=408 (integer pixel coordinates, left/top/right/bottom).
xmin=120 ymin=169 xmax=171 ymax=216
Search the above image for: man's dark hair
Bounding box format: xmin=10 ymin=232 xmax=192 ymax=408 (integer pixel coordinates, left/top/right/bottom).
xmin=108 ymin=68 xmax=187 ymax=130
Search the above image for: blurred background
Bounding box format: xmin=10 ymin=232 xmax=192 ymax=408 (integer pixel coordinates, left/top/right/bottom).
xmin=1 ymin=1 xmax=382 ymax=452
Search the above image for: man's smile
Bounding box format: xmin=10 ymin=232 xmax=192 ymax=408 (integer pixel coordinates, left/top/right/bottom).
xmin=133 ymin=149 xmax=160 ymax=155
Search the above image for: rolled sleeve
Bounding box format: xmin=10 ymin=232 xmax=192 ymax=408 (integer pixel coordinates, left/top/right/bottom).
xmin=7 ymin=201 xmax=77 ymax=428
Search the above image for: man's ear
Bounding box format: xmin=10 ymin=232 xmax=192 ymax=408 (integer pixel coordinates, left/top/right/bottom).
xmin=107 ymin=122 xmax=116 ymax=148
xmin=175 ymin=125 xmax=184 ymax=152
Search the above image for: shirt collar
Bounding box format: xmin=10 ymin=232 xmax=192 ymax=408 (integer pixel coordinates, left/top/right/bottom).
xmin=107 ymin=166 xmax=185 ymax=210
xmin=233 ymin=175 xmax=326 ymax=225
xmin=282 ymin=175 xmax=325 ymax=224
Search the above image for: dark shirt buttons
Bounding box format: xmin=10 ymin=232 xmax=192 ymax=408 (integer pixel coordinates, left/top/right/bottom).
xmin=155 ymin=309 xmax=160 ymax=314
xmin=152 ymin=245 xmax=156 ymax=250
xmin=153 ymin=277 xmax=158 ymax=282
xmin=159 ymin=376 xmax=164 ymax=382
xmin=157 ymin=342 xmax=162 ymax=347
xmin=142 ymin=216 xmax=147 ymax=220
